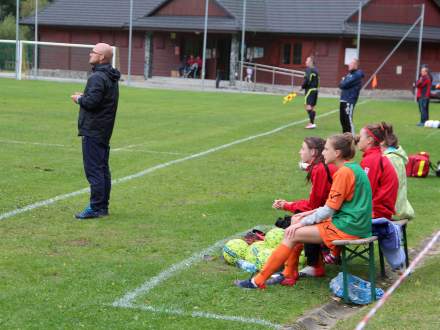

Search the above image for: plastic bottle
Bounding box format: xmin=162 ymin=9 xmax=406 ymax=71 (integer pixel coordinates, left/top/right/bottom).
xmin=236 ymin=259 xmax=257 ymax=273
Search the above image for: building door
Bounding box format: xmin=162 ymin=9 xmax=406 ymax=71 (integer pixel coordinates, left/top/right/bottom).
xmin=215 ymin=37 xmax=231 ymax=80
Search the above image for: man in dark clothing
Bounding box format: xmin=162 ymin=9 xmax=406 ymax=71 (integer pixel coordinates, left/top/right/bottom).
xmin=301 ymin=56 xmax=319 ymax=129
xmin=415 ymin=66 xmax=432 ymax=126
xmin=71 ymin=43 xmax=121 ymax=219
xmin=339 ymin=58 xmax=364 ymax=135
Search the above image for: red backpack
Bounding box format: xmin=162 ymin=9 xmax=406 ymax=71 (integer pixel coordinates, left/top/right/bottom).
xmin=406 ymin=152 xmax=431 ymax=178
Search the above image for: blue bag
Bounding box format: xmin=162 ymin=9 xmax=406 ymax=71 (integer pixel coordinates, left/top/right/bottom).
xmin=329 ymin=272 xmax=384 ymax=305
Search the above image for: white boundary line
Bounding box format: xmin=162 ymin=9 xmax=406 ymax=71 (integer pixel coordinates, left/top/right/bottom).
xmin=355 ymin=230 xmax=440 ymax=330
xmin=126 ymin=304 xmax=282 ymax=329
xmin=0 ymin=138 xmax=67 ymax=148
xmin=0 ymin=139 xmax=182 ymax=155
xmin=113 ymin=149 xmax=184 ymax=155
xmin=0 ymin=101 xmax=367 ymax=222
xmin=425 ymin=129 xmax=440 ymax=138
xmin=112 ymin=143 xmax=146 ymax=151
xmin=112 ymin=227 xmax=282 ymax=329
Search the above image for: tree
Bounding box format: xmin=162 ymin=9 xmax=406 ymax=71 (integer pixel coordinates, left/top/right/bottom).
xmin=0 ymin=1 xmax=16 ymax=21
xmin=0 ymin=0 xmax=52 ymax=40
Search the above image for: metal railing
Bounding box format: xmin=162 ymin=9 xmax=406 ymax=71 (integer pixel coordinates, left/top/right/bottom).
xmin=239 ymin=61 xmax=304 ymax=92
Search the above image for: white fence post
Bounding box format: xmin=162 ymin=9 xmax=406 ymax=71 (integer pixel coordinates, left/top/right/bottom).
xmin=18 ymin=40 xmax=23 ymax=80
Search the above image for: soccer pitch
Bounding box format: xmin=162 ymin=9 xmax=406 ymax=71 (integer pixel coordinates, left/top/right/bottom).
xmin=1 ymin=79 xmax=439 ymax=329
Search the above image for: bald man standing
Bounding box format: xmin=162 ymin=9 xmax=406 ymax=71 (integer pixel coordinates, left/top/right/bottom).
xmin=71 ymin=43 xmax=121 ymax=219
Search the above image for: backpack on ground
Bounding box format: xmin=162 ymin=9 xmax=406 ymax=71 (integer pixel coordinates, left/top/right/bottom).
xmin=406 ymin=152 xmax=432 ymax=178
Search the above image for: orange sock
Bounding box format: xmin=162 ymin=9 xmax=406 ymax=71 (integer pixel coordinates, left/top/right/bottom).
xmin=254 ymin=244 xmax=292 ymax=287
xmin=282 ymin=243 xmax=303 ymax=279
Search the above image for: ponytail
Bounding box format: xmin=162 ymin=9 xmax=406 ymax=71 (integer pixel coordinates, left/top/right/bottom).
xmin=304 ymin=137 xmax=326 ymax=182
xmin=328 ymin=133 xmax=356 ymax=160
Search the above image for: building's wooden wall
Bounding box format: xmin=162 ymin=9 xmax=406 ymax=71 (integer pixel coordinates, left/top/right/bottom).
xmin=38 ymin=27 xmax=440 ymax=89
xmin=353 ymin=39 xmax=440 ymax=89
xmin=39 ymin=27 xmax=145 ymax=75
xmin=351 ymin=0 xmax=440 ymax=27
xmin=246 ymin=35 xmax=345 ymax=88
xmin=154 ymin=0 xmax=229 ymax=17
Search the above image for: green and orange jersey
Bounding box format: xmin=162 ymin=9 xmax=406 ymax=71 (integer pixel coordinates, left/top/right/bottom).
xmin=325 ymin=162 xmax=372 ymax=238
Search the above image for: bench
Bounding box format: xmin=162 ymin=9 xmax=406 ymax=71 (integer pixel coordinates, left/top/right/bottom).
xmin=332 ymin=236 xmax=378 ymax=304
xmin=378 ymin=219 xmax=409 ymax=277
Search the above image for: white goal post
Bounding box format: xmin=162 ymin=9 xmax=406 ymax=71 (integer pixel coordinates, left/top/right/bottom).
xmin=0 ymin=39 xmax=117 ymax=81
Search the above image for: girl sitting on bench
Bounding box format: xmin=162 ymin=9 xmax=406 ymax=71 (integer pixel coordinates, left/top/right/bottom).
xmin=236 ymin=133 xmax=373 ymax=289
xmin=272 ymin=137 xmax=337 ymax=278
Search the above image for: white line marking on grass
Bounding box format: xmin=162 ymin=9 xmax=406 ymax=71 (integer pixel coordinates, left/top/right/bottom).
xmin=425 ymin=129 xmax=440 ymax=138
xmin=0 ymin=139 xmax=67 ymax=148
xmin=112 ymin=143 xmax=184 ymax=155
xmin=126 ymin=304 xmax=283 ymax=329
xmin=112 ymin=143 xmax=146 ymax=151
xmin=112 ymin=229 xmax=249 ymax=307
xmin=113 ymin=148 xmax=184 ymax=155
xmin=112 ymin=226 xmax=282 ymax=329
xmin=0 ymin=100 xmax=368 ymax=222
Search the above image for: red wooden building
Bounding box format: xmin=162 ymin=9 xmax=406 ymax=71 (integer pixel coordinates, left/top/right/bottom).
xmin=22 ymin=0 xmax=440 ymax=89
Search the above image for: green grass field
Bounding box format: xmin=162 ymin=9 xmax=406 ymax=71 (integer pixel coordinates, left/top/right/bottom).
xmin=0 ymin=79 xmax=439 ymax=329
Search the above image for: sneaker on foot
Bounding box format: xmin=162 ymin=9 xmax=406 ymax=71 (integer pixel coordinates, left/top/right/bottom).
xmin=299 ymin=265 xmax=326 ymax=277
xmin=280 ymin=275 xmax=298 ymax=286
xmin=305 ymin=123 xmax=317 ymax=129
xmin=322 ymin=251 xmax=339 ymax=264
xmin=416 ymin=122 xmax=425 ymax=127
xmin=234 ymin=278 xmax=265 ymax=289
xmin=75 ymin=206 xmax=104 ymax=220
xmin=266 ymin=273 xmax=285 ymax=285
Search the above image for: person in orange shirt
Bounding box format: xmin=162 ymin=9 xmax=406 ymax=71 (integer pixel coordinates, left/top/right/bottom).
xmin=235 ymin=133 xmax=372 ymax=289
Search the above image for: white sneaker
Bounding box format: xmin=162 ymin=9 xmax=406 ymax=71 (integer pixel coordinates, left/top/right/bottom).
xmin=305 ymin=123 xmax=316 ymax=129
xmin=299 ymin=265 xmax=325 ymax=277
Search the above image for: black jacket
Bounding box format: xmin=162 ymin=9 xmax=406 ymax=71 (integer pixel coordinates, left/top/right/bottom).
xmin=301 ymin=67 xmax=319 ymax=91
xmin=78 ymin=63 xmax=121 ymax=143
xmin=339 ymin=69 xmax=364 ymax=104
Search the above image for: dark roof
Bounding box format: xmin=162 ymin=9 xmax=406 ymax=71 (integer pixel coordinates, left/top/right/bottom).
xmin=343 ymin=22 xmax=440 ymax=43
xmin=131 ymin=16 xmax=239 ymax=32
xmin=21 ymin=0 xmax=164 ymax=28
xmin=21 ymin=0 xmax=440 ymax=40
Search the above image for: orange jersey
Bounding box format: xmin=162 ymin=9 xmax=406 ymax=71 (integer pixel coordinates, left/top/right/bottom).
xmin=326 ymin=166 xmax=355 ymax=210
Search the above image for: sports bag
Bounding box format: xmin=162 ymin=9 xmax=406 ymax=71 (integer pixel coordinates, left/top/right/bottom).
xmin=406 ymin=152 xmax=431 ymax=177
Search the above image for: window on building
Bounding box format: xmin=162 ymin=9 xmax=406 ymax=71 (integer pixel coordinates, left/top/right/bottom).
xmin=246 ymin=47 xmax=264 ymax=60
xmin=254 ymin=47 xmax=264 ymax=58
xmin=293 ymin=43 xmax=302 ymax=64
xmin=282 ymin=44 xmax=291 ymax=64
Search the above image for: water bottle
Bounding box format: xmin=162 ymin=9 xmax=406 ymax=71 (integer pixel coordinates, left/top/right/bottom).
xmin=236 ymin=259 xmax=257 ymax=273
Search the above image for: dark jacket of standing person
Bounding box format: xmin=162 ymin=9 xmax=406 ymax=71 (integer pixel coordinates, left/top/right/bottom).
xmin=301 ymin=67 xmax=319 ymax=91
xmin=78 ymin=63 xmax=121 ymax=143
xmin=339 ymin=69 xmax=364 ymax=104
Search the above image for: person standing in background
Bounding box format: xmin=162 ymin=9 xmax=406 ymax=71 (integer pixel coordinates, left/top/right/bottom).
xmin=415 ymin=66 xmax=432 ymax=126
xmin=339 ymin=58 xmax=364 ymax=135
xmin=301 ymin=56 xmax=319 ymax=129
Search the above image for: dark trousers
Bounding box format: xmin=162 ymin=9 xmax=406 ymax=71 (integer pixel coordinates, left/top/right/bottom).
xmin=418 ymin=98 xmax=430 ymax=123
xmin=339 ymin=101 xmax=356 ymax=135
xmin=304 ymin=243 xmax=321 ymax=266
xmin=82 ymin=136 xmax=111 ymax=211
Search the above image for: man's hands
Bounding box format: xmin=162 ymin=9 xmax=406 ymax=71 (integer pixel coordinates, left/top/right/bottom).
xmin=71 ymin=92 xmax=83 ymax=104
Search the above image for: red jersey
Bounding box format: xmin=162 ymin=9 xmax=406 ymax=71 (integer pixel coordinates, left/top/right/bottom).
xmin=416 ymin=75 xmax=431 ymax=99
xmin=360 ymin=147 xmax=398 ymax=219
xmin=283 ymin=162 xmax=337 ymax=213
